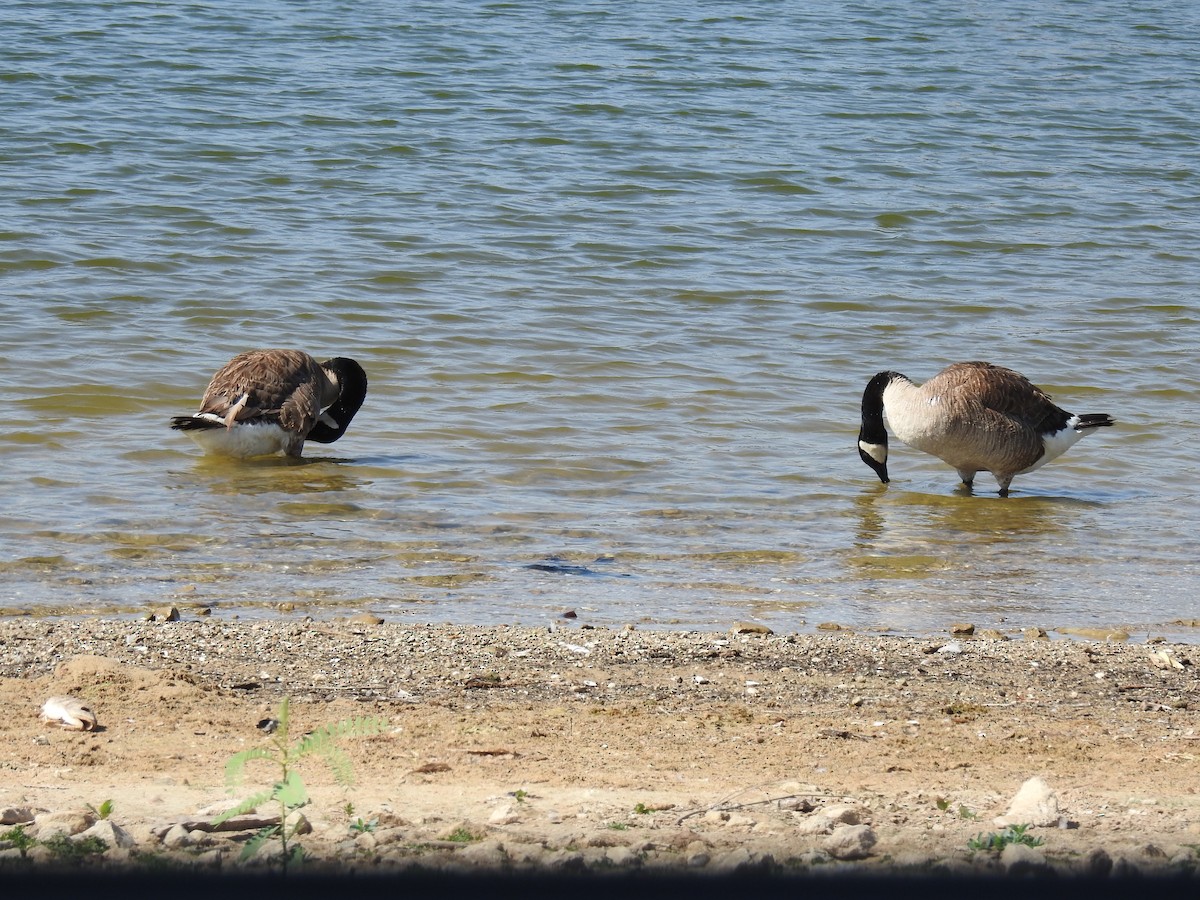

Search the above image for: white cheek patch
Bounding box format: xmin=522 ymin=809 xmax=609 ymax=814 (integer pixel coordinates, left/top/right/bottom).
xmin=859 ymin=440 xmax=888 ymax=464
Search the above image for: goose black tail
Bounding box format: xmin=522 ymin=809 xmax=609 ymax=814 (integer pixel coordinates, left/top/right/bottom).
xmin=170 ymin=416 xmax=220 ymax=432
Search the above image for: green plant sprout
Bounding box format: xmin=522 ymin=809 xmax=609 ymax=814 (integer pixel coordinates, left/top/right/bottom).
xmin=967 ymin=823 xmax=1044 ymax=853
xmin=87 ymin=799 xmax=114 ymax=820
xmin=1 ymin=824 xmax=37 ymax=860
xmin=212 ymin=697 xmax=385 ymax=871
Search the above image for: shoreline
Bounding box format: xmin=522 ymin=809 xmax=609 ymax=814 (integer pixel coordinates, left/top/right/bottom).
xmin=1 ymin=618 xmax=1198 ymax=877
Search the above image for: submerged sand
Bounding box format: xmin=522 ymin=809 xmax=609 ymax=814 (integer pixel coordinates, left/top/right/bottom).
xmin=0 ymin=617 xmax=1197 ymax=877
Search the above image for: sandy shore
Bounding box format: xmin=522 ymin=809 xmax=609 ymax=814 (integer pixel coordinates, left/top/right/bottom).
xmin=1 ymin=617 xmax=1198 ymax=878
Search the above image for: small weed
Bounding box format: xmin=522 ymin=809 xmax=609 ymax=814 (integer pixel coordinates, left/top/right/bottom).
xmin=633 ymin=803 xmax=651 ymax=815
xmin=40 ymin=833 xmax=108 ymax=863
xmin=936 ymin=797 xmax=977 ymax=819
xmin=87 ymin=799 xmax=114 ymax=820
xmin=445 ymin=827 xmax=478 ymax=843
xmin=343 ymin=802 xmax=355 ymax=818
xmin=968 ymin=824 xmax=1044 ymax=853
xmin=1 ymin=825 xmax=37 ymax=860
xmin=608 ymin=822 xmax=629 ymax=831
xmin=512 ymin=789 xmax=528 ymax=803
xmin=213 ymin=697 xmax=386 ymax=872
xmin=348 ymin=817 xmax=377 ymax=835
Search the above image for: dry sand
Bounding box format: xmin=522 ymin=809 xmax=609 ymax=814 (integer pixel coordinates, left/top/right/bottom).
xmin=1 ymin=617 xmax=1198 ymax=879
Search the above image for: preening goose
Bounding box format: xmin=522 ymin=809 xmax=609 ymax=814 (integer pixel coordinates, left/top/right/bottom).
xmin=170 ymin=349 xmax=368 ymax=458
xmin=857 ymin=361 xmax=1113 ymax=496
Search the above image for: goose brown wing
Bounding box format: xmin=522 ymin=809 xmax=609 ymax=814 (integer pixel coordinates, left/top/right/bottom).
xmin=938 ymin=362 xmax=1071 ymax=433
xmin=197 ymin=349 xmax=325 ymax=432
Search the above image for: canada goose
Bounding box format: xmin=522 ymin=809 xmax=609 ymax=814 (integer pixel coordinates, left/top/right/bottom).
xmin=857 ymin=361 xmax=1114 ymax=496
xmin=170 ymin=349 xmax=368 ymax=458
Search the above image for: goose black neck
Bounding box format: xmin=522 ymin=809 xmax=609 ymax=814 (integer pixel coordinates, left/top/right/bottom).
xmin=308 ymin=357 xmax=368 ymax=444
xmin=859 ymin=371 xmax=896 ymax=444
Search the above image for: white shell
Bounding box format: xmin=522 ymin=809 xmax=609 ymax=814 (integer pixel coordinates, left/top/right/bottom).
xmin=41 ymin=696 xmax=99 ymax=731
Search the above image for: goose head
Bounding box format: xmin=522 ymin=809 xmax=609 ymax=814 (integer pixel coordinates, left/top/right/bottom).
xmin=857 ymin=370 xmax=896 ymax=484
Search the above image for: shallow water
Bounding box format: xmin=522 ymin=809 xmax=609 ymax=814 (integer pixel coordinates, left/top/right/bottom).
xmin=2 ymin=1 xmax=1198 ymax=639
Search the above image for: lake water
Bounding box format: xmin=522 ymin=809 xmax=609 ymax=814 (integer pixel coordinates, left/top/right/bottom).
xmin=2 ymin=1 xmax=1198 ymax=640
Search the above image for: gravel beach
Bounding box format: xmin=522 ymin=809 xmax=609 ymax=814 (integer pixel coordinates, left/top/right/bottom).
xmin=1 ymin=617 xmax=1198 ymax=878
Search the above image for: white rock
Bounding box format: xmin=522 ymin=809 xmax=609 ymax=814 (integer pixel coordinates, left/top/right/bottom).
xmin=355 ymin=830 xmax=378 ymax=852
xmin=34 ymin=810 xmax=94 ymax=840
xmin=794 ymin=814 xmax=835 ymax=836
xmin=712 ymin=846 xmax=755 ymax=873
xmin=488 ymin=804 xmax=521 ymax=825
xmin=458 ymin=838 xmax=507 ymax=867
xmin=822 ymin=804 xmax=865 ymax=825
xmin=1 ymin=807 xmax=34 ymax=826
xmin=995 ymin=776 xmax=1060 ymax=827
xmin=606 ymin=845 xmax=638 ymax=867
xmin=78 ymin=819 xmax=135 ymax=849
xmin=823 ymin=824 xmax=877 ymax=860
xmin=162 ymin=823 xmax=191 ymax=848
xmin=1000 ymin=841 xmax=1049 ymax=874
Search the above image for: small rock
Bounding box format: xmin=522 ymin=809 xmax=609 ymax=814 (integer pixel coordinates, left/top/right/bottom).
xmin=458 ymin=838 xmax=507 ymax=867
xmin=995 ymin=776 xmax=1059 ymax=827
xmin=794 ymin=815 xmax=835 ymax=836
xmin=950 ymin=623 xmax=975 ymax=635
xmin=145 ymin=606 xmax=180 ymax=622
xmin=605 ymin=845 xmax=638 ymax=867
xmin=685 ymin=840 xmax=710 ymax=868
xmin=824 ymin=805 xmax=866 ymax=825
xmin=161 ymin=823 xmax=191 ymax=848
xmin=1084 ymin=847 xmax=1113 ymax=877
xmin=1 ymin=807 xmax=34 ymax=826
xmin=78 ymin=819 xmax=135 ymax=849
xmin=34 ymin=809 xmax=95 ymax=840
xmin=488 ymin=804 xmax=520 ymax=826
xmin=349 ymin=612 xmax=384 ymax=626
xmin=712 ymin=846 xmax=756 ymax=873
xmin=285 ymin=811 xmax=312 ymax=835
xmin=823 ymin=824 xmax=876 ymax=860
xmin=731 ymin=622 xmax=773 ymax=635
xmin=1056 ymin=626 xmax=1130 ymax=642
xmin=1000 ymin=841 xmax=1049 ymax=875
xmin=354 ymin=830 xmax=378 ymax=852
